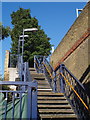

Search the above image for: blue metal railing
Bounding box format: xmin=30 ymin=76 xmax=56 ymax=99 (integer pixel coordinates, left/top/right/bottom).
xmin=9 ymin=53 xmax=32 ymax=81
xmin=0 ymin=81 xmax=37 ymax=119
xmin=0 ymin=52 xmax=38 ymax=119
xmin=34 ymin=55 xmax=56 ymax=91
xmin=55 ymin=64 xmax=90 ymax=120
xmin=34 ymin=55 xmax=90 ymax=120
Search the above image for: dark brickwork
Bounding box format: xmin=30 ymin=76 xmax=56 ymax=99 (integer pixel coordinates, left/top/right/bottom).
xmin=50 ymin=2 xmax=90 ymax=91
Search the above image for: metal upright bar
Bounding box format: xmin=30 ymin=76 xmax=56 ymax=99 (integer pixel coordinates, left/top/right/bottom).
xmin=12 ymin=93 xmax=15 ymax=120
xmin=19 ymin=93 xmax=22 ymax=120
xmin=53 ymin=71 xmax=57 ymax=92
xmin=27 ymin=86 xmax=32 ymax=119
xmin=32 ymin=82 xmax=38 ymax=119
xmin=60 ymin=64 xmax=65 ymax=93
xmin=22 ymin=29 xmax=24 ymax=64
xmin=4 ymin=92 xmax=8 ymax=120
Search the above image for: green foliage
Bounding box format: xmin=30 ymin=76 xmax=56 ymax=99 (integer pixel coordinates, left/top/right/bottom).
xmin=0 ymin=76 xmax=10 ymax=90
xmin=10 ymin=8 xmax=52 ymax=67
xmin=0 ymin=24 xmax=10 ymax=40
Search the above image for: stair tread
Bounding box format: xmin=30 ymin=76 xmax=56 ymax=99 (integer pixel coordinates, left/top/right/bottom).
xmin=29 ymin=68 xmax=36 ymax=71
xmin=38 ymin=92 xmax=64 ymax=96
xmin=30 ymin=68 xmax=77 ymax=119
xmin=38 ymin=104 xmax=71 ymax=108
xmin=38 ymin=86 xmax=51 ymax=88
xmin=38 ymin=89 xmax=52 ymax=91
xmin=38 ymin=100 xmax=68 ymax=104
xmin=37 ymin=83 xmax=48 ymax=85
xmin=40 ymin=114 xmax=77 ymax=118
xmin=38 ymin=97 xmax=66 ymax=100
xmin=31 ymin=72 xmax=44 ymax=75
xmin=39 ymin=109 xmax=74 ymax=113
xmin=33 ymin=77 xmax=45 ymax=79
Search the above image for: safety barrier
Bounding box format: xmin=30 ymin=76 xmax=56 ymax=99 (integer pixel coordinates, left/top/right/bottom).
xmin=0 ymin=81 xmax=37 ymax=119
xmin=34 ymin=55 xmax=90 ymax=120
xmin=1 ymin=52 xmax=38 ymax=119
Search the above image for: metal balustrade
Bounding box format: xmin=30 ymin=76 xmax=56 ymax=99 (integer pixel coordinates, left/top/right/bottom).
xmin=34 ymin=55 xmax=56 ymax=91
xmin=55 ymin=64 xmax=90 ymax=120
xmin=0 ymin=52 xmax=38 ymax=119
xmin=9 ymin=53 xmax=32 ymax=81
xmin=0 ymin=81 xmax=37 ymax=119
xmin=34 ymin=55 xmax=90 ymax=120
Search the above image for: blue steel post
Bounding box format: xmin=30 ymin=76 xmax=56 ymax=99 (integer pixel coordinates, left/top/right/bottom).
xmin=53 ymin=71 xmax=57 ymax=92
xmin=22 ymin=29 xmax=24 ymax=64
xmin=19 ymin=93 xmax=22 ymax=120
xmin=60 ymin=64 xmax=65 ymax=93
xmin=43 ymin=56 xmax=46 ymax=74
xmin=26 ymin=62 xmax=32 ymax=82
xmin=27 ymin=86 xmax=32 ymax=119
xmin=34 ymin=56 xmax=36 ymax=69
xmin=12 ymin=93 xmax=15 ymax=120
xmin=32 ymin=81 xmax=38 ymax=119
xmin=4 ymin=93 xmax=7 ymax=120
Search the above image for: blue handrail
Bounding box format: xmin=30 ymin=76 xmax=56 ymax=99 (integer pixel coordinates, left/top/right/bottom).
xmin=34 ymin=55 xmax=90 ymax=120
xmin=1 ymin=52 xmax=38 ymax=119
xmin=0 ymin=81 xmax=37 ymax=119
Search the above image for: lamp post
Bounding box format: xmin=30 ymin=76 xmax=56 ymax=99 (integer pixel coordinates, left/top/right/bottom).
xmin=22 ymin=28 xmax=38 ymax=63
xmin=20 ymin=35 xmax=29 ymax=63
xmin=18 ymin=35 xmax=29 ymax=64
xmin=18 ymin=35 xmax=29 ymax=54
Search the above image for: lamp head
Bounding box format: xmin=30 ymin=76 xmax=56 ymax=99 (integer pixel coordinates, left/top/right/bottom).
xmin=24 ymin=28 xmax=38 ymax=32
xmin=19 ymin=35 xmax=29 ymax=38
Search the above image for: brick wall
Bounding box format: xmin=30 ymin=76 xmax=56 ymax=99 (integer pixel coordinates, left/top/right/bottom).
xmin=50 ymin=2 xmax=90 ymax=90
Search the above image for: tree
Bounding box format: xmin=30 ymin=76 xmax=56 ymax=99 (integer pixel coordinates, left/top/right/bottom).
xmin=10 ymin=8 xmax=52 ymax=67
xmin=0 ymin=23 xmax=10 ymax=40
xmin=0 ymin=75 xmax=10 ymax=90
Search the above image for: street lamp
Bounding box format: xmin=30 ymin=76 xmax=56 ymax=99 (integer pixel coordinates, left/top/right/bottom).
xmin=23 ymin=28 xmax=38 ymax=32
xmin=22 ymin=28 xmax=38 ymax=63
xmin=18 ymin=35 xmax=29 ymax=63
xmin=19 ymin=35 xmax=29 ymax=39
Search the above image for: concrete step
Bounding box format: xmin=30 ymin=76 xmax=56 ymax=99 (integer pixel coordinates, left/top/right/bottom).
xmin=38 ymin=82 xmax=50 ymax=85
xmin=38 ymin=96 xmax=66 ymax=100
xmin=38 ymin=92 xmax=64 ymax=96
xmin=37 ymin=82 xmax=49 ymax=85
xmin=38 ymin=89 xmax=52 ymax=92
xmin=38 ymin=86 xmax=51 ymax=89
xmin=33 ymin=76 xmax=45 ymax=80
xmin=38 ymin=100 xmax=68 ymax=104
xmin=30 ymin=71 xmax=38 ymax=75
xmin=29 ymin=68 xmax=36 ymax=71
xmin=38 ymin=104 xmax=71 ymax=109
xmin=31 ymin=73 xmax=44 ymax=76
xmin=37 ymin=80 xmax=48 ymax=82
xmin=39 ymin=109 xmax=74 ymax=113
xmin=29 ymin=68 xmax=77 ymax=119
xmin=40 ymin=114 xmax=77 ymax=119
xmin=30 ymin=68 xmax=45 ymax=80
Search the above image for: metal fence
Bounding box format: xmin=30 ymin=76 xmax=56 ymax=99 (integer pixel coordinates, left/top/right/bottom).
xmin=1 ymin=52 xmax=38 ymax=119
xmin=0 ymin=81 xmax=37 ymax=120
xmin=34 ymin=55 xmax=90 ymax=120
xmin=55 ymin=64 xmax=90 ymax=120
xmin=34 ymin=55 xmax=55 ymax=91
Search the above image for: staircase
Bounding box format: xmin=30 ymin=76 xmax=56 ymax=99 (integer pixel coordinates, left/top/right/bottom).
xmin=30 ymin=68 xmax=77 ymax=120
